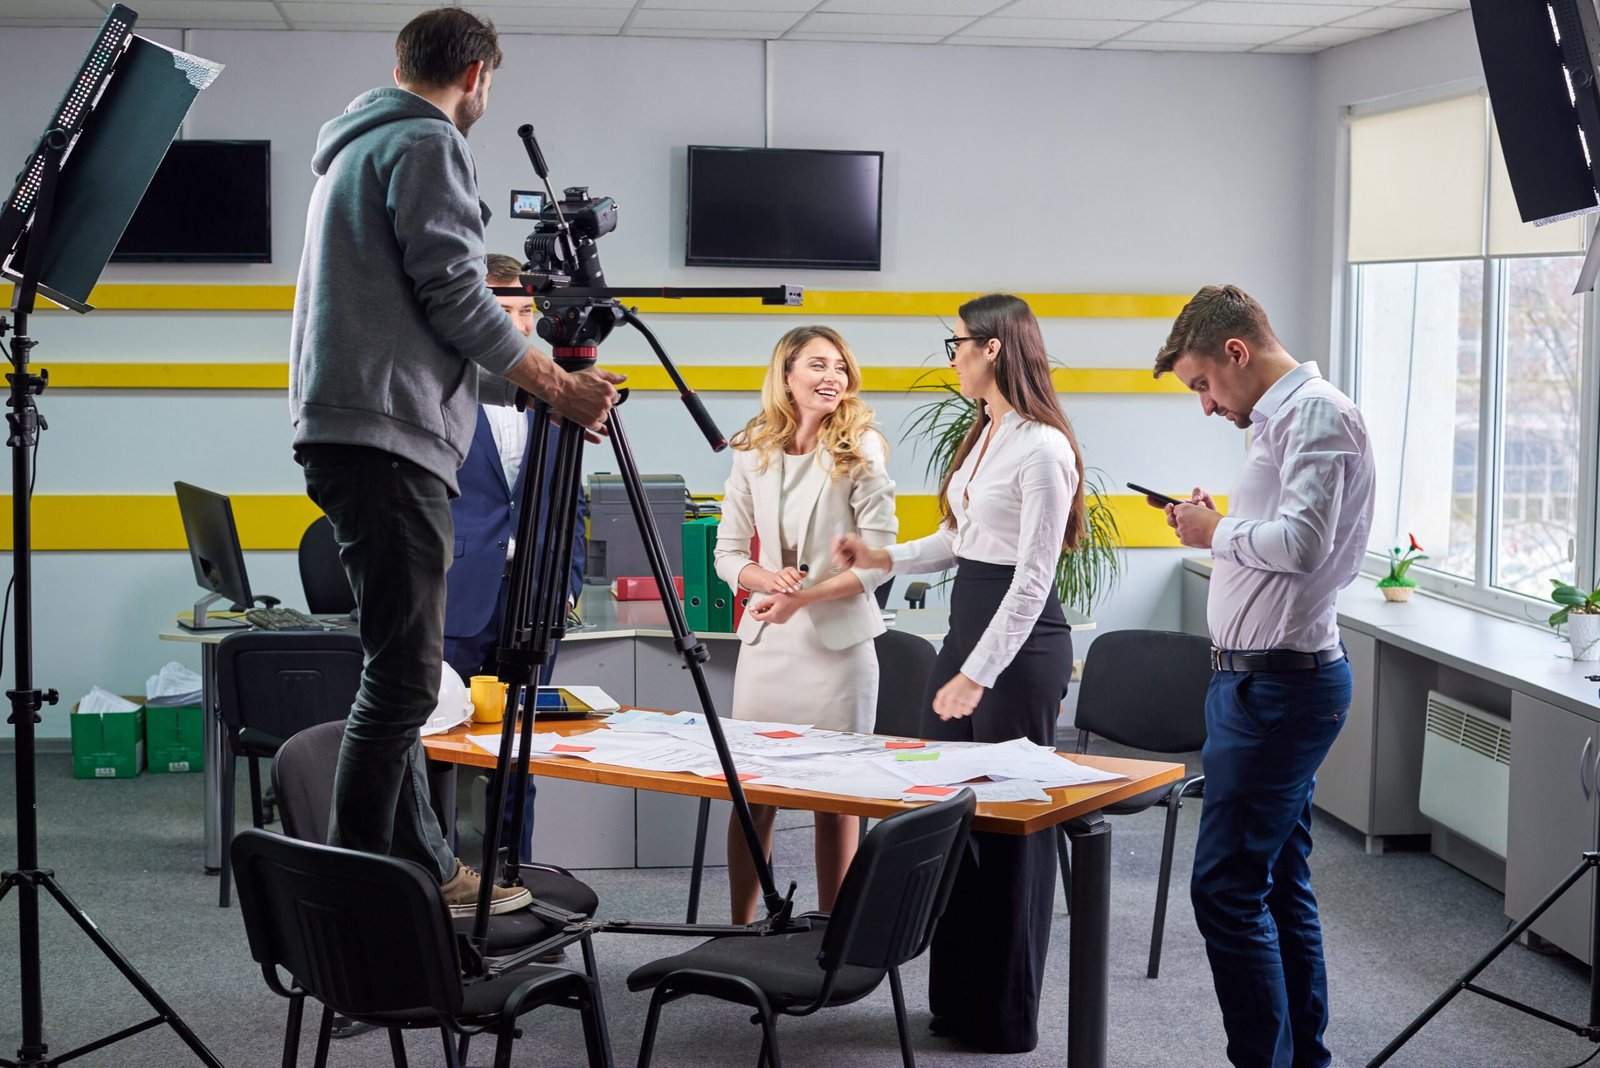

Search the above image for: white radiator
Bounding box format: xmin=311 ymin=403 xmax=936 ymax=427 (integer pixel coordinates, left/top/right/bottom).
xmin=1418 ymin=691 xmax=1511 ymax=859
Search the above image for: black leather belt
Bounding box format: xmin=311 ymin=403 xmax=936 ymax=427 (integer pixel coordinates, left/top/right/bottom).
xmin=1210 ymin=647 xmax=1346 ymax=673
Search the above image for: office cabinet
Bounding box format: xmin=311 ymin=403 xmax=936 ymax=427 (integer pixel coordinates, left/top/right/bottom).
xmin=1316 ymin=630 xmax=1377 ymax=833
xmin=1506 ymin=692 xmax=1598 ymax=964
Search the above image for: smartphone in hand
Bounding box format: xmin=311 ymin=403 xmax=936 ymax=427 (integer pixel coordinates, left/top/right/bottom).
xmin=1127 ymin=482 xmax=1184 ymax=508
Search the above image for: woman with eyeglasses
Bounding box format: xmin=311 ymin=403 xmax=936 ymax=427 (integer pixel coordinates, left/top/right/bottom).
xmin=834 ymin=293 xmax=1086 ymax=1053
xmin=714 ymin=324 xmax=898 ymax=925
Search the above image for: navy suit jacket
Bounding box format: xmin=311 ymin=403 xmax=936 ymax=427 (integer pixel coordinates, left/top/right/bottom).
xmin=445 ymin=408 xmax=586 ymax=639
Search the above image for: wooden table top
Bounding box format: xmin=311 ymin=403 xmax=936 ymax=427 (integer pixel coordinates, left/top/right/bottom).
xmin=423 ymin=712 xmax=1184 ymax=837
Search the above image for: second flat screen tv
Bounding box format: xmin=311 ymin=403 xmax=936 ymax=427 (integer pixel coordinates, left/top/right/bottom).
xmin=686 ymin=146 xmax=882 ymax=271
xmin=111 ymin=139 xmax=271 ymax=262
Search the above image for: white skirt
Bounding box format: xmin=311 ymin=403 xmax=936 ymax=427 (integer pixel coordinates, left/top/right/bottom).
xmin=730 ymin=608 xmax=877 ymax=733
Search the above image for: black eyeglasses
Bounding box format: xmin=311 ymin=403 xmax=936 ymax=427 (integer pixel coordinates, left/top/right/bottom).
xmin=944 ymin=336 xmax=985 ymax=362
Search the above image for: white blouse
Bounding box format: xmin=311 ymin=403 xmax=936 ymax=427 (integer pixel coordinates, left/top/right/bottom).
xmin=887 ymin=410 xmax=1078 ymax=689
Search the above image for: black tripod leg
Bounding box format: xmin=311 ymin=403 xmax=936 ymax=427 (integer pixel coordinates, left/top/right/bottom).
xmin=1367 ymin=852 xmax=1599 ymax=1067
xmin=601 ymin=406 xmax=787 ymax=921
xmin=35 ymin=873 xmax=226 ymax=1067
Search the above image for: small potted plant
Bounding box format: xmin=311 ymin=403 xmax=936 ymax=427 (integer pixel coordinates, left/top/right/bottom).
xmin=1548 ymin=579 xmax=1600 ymax=662
xmin=1377 ymin=534 xmax=1427 ymax=602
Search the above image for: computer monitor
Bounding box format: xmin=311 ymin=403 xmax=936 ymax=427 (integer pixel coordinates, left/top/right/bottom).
xmin=174 ymin=481 xmax=252 ymax=631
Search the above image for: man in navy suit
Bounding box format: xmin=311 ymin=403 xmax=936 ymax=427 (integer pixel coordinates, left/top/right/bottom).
xmin=444 ymin=252 xmax=587 ymax=855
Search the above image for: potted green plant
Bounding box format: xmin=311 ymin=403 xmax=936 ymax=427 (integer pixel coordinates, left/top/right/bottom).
xmin=1548 ymin=579 xmax=1600 ymax=662
xmin=900 ymin=375 xmax=1122 ymax=614
xmin=1377 ymin=534 xmax=1427 ymax=602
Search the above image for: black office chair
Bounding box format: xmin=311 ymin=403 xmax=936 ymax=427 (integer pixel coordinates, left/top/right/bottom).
xmin=628 ymin=789 xmax=976 ymax=1068
xmin=1063 ymin=628 xmax=1210 ymax=979
xmin=231 ymin=829 xmax=613 ymax=1068
xmin=872 ymin=630 xmax=936 ymax=739
xmin=298 ymin=515 xmax=355 ymax=615
xmin=214 ymin=628 xmax=364 ymax=908
xmin=273 ymin=720 xmax=600 ymax=957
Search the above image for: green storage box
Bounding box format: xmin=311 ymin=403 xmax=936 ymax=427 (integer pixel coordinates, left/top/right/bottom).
xmin=70 ymin=701 xmax=146 ymax=779
xmin=145 ymin=704 xmax=204 ymax=773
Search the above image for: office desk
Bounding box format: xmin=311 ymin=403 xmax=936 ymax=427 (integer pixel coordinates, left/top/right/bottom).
xmin=162 ymin=590 xmax=1094 ymax=878
xmin=424 ymin=716 xmax=1180 ymax=1068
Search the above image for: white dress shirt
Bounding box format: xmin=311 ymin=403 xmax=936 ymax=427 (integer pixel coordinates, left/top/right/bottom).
xmin=1208 ymin=362 xmax=1376 ymax=654
xmin=481 ymin=402 xmax=528 ymax=490
xmin=888 ymin=410 xmax=1078 ymax=688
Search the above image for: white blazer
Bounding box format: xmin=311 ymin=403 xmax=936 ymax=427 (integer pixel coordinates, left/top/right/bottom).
xmin=713 ymin=432 xmax=897 ymax=650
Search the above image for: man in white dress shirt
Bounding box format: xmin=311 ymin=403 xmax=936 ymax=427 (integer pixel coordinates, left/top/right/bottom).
xmin=1153 ymin=285 xmax=1375 ymax=1068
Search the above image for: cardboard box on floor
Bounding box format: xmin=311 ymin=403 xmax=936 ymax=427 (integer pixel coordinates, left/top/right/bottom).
xmin=69 ymin=697 xmax=145 ymax=779
xmin=145 ymin=705 xmax=203 ymax=773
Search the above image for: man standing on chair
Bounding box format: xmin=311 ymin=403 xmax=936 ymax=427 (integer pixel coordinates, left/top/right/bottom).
xmin=1153 ymin=284 xmax=1374 ymax=1068
xmin=289 ymin=7 xmax=622 ymax=915
xmin=443 ymin=252 xmax=587 ymax=856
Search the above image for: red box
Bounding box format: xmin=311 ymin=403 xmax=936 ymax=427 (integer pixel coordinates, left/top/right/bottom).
xmin=612 ymin=575 xmax=685 ymax=601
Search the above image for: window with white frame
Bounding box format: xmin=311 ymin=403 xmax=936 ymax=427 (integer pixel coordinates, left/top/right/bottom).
xmin=1347 ymin=92 xmax=1595 ymax=611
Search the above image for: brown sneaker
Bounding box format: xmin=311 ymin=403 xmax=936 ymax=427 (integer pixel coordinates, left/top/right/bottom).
xmin=439 ymin=859 xmax=532 ymax=917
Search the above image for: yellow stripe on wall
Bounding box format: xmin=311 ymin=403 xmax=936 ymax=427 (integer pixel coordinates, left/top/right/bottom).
xmin=0 ymin=493 xmax=1211 ymax=552
xmin=0 ymin=284 xmax=1188 ymax=319
xmin=43 ymin=362 xmax=1183 ymax=395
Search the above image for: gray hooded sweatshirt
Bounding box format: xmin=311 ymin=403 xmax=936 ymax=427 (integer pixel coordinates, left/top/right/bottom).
xmin=290 ymin=87 xmax=526 ymax=496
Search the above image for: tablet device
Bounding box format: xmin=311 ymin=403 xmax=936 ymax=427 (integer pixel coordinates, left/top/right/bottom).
xmin=1127 ymin=482 xmax=1184 ymax=508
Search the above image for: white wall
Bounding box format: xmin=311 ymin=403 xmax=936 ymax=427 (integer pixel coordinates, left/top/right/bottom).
xmin=0 ymin=27 xmax=1334 ymax=737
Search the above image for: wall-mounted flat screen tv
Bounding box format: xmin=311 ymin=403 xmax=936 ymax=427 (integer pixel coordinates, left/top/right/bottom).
xmin=686 ymin=146 xmax=882 ymax=271
xmin=111 ymin=139 xmax=271 ymax=262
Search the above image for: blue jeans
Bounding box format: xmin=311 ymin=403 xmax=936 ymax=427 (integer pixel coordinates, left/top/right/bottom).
xmin=1191 ymin=658 xmax=1350 ymax=1068
xmin=302 ymin=445 xmax=457 ymax=883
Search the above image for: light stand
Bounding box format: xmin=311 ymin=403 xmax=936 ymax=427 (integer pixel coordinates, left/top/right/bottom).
xmin=463 ymin=128 xmax=807 ymax=962
xmin=0 ymin=9 xmax=224 ymax=1064
xmin=1368 ymin=851 xmax=1600 ymax=1065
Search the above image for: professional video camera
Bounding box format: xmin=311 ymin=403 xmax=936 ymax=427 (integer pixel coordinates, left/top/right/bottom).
xmin=504 ymin=124 xmax=799 ymax=357
xmin=522 ymin=185 xmax=614 ymax=290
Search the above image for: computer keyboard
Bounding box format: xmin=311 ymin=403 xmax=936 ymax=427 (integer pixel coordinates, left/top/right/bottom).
xmin=245 ymin=606 xmax=326 ymax=631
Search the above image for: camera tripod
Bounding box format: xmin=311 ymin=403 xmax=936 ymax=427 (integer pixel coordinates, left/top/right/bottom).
xmin=465 ymin=311 xmax=804 ymax=951
xmin=1367 ymin=851 xmax=1600 ymax=1065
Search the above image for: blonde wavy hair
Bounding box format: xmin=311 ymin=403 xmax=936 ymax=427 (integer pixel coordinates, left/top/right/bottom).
xmin=729 ymin=325 xmax=883 ymax=480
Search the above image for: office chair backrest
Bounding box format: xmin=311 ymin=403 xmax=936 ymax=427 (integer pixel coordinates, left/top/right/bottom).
xmin=299 ymin=516 xmax=355 ymax=615
xmin=272 ymin=718 xmax=346 ymax=844
xmin=873 ymin=629 xmax=937 ymax=738
xmin=873 ymin=577 xmax=894 ymax=610
xmin=231 ymin=828 xmax=463 ymax=1018
xmin=819 ymin=789 xmax=975 ymax=973
xmin=215 ymin=630 xmax=363 ymax=753
xmin=1074 ymin=629 xmax=1211 ymax=754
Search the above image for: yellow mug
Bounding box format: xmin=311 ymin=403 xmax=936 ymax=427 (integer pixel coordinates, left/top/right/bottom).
xmin=469 ymin=675 xmax=506 ymax=724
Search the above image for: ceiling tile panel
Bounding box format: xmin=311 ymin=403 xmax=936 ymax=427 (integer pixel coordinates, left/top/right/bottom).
xmin=792 ymin=12 xmax=976 ymax=34
xmin=818 ymin=0 xmax=1005 ymax=13
xmin=1117 ymin=21 xmax=1290 ymax=45
xmin=1170 ymin=2 xmax=1357 ymax=26
xmin=1331 ymin=6 xmax=1451 ymax=30
xmin=1001 ymin=0 xmax=1191 ymax=16
xmin=630 ymin=9 xmax=804 ymax=31
xmin=961 ymin=17 xmax=1143 ymax=39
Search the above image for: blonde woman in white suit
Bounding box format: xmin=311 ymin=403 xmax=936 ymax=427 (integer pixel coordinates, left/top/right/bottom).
xmin=714 ymin=325 xmax=897 ymax=925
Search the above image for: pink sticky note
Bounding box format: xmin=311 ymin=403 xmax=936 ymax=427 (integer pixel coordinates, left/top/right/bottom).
xmin=885 ymin=740 xmax=926 ymax=750
xmin=756 ymin=730 xmax=804 ymax=739
xmin=707 ymin=772 xmax=758 ymax=782
xmin=905 ymin=785 xmax=957 ymax=797
xmin=550 ymin=744 xmax=594 ymax=753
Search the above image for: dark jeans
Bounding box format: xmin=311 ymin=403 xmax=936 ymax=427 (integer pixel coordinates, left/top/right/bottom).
xmin=302 ymin=444 xmax=456 ymax=883
xmin=444 ymin=599 xmax=560 ymax=856
xmin=1191 ymin=658 xmax=1351 ymax=1068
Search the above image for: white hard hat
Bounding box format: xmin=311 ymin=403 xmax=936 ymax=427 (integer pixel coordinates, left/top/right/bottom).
xmin=427 ymin=663 xmax=473 ymax=732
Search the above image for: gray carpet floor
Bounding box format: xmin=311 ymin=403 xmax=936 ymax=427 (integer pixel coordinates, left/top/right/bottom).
xmin=0 ymin=740 xmax=1594 ymax=1068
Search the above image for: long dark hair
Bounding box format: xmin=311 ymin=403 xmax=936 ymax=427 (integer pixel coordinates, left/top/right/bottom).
xmin=937 ymin=293 xmax=1087 ymax=551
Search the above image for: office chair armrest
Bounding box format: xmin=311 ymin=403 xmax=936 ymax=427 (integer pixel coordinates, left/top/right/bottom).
xmin=236 ymin=726 xmax=287 ymax=754
xmin=904 ymin=581 xmax=930 ymax=609
xmin=519 ymin=860 xmax=576 ymax=879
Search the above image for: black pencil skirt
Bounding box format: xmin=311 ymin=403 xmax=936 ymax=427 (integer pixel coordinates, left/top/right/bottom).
xmin=921 ymin=558 xmax=1073 ymax=1054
